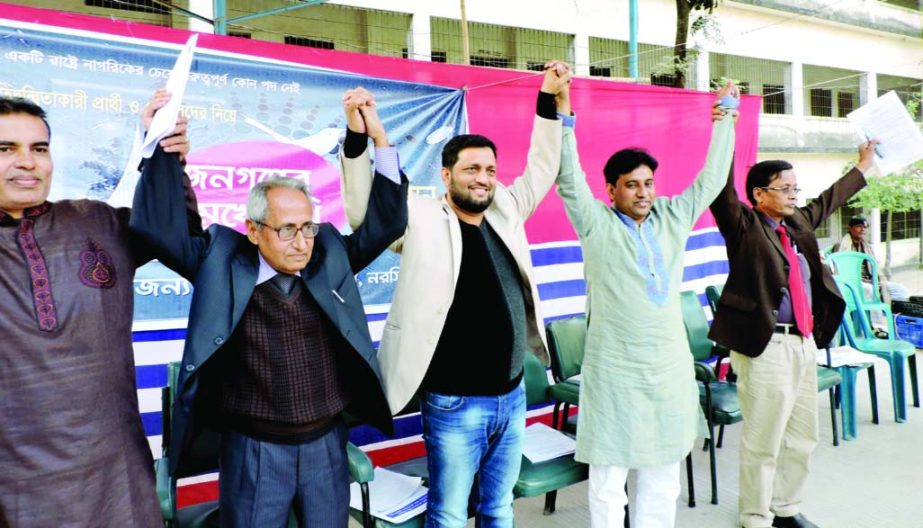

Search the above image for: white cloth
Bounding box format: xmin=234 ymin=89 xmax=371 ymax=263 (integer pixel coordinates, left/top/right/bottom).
xmin=588 ymin=462 xmax=681 ymax=528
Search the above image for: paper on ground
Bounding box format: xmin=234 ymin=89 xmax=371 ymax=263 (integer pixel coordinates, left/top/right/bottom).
xmin=140 ymin=34 xmax=197 ymax=158
xmin=816 ymin=346 xmax=884 ymax=368
xmin=522 ymin=422 xmax=576 ymax=463
xmin=348 ymin=467 xmax=427 ymax=523
xmin=847 ymin=90 xmax=923 ymax=176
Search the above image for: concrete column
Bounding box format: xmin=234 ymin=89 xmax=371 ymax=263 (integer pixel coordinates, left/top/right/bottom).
xmin=409 ymin=7 xmax=432 ymax=61
xmin=574 ymin=32 xmax=590 ymax=76
xmin=871 ymin=207 xmax=882 ymax=250
xmin=789 ymin=61 xmax=804 ymax=117
xmin=694 ymin=46 xmax=710 ymax=92
xmin=860 ymin=71 xmax=878 ymax=106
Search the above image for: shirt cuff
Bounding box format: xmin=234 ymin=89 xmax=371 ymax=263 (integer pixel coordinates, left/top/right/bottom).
xmin=536 ymin=91 xmax=557 ymax=120
xmin=343 ymin=128 xmax=368 ymax=159
xmin=374 ymin=146 xmax=401 ymax=184
xmin=558 ymin=112 xmax=576 ymax=128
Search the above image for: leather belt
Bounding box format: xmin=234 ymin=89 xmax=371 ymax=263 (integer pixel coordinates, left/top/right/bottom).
xmin=774 ymin=323 xmax=801 ymax=336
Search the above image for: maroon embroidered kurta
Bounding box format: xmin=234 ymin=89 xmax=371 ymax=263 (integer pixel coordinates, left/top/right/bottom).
xmin=0 ymin=200 xmax=161 ymax=527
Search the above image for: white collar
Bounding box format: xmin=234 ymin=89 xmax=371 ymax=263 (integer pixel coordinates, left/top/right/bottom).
xmin=255 ymin=252 xmax=301 ymax=285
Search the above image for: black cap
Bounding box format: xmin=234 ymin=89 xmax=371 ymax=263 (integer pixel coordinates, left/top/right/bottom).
xmin=849 ymin=215 xmax=868 ymax=227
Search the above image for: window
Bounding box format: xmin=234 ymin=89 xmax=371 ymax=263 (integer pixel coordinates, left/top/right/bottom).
xmin=284 ymin=36 xmax=335 ymax=50
xmin=763 ymin=84 xmax=786 ymax=114
xmin=589 ymin=66 xmax=612 ymax=77
xmin=85 ymin=0 xmax=168 ymax=14
xmin=431 ymin=18 xmax=572 ymax=70
xmin=650 ymin=74 xmax=676 ymax=87
xmin=810 ymin=88 xmax=833 ymax=117
xmin=709 ymin=53 xmax=790 ymax=114
xmin=431 ymin=51 xmax=448 ymax=63
xmin=837 ymin=92 xmax=856 ymax=118
xmin=804 ymin=65 xmax=862 ymax=118
xmin=882 ymin=210 xmax=922 ymax=241
xmin=470 ymin=56 xmax=511 ymax=69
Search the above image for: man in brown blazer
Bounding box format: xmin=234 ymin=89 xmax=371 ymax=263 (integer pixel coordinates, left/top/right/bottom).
xmin=708 ymin=140 xmax=878 ymax=528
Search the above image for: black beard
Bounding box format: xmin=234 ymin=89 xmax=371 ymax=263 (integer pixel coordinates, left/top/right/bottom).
xmin=450 ymin=187 xmax=493 ymax=214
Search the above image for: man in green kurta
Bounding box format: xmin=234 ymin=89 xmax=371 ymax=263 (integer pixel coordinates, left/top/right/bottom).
xmin=554 ymin=83 xmax=738 ymax=528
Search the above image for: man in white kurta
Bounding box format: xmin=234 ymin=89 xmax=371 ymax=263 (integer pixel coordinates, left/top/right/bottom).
xmin=554 ymin=85 xmax=738 ymax=528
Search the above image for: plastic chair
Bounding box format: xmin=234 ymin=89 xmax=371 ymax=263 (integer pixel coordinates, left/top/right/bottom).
xmin=514 ymin=352 xmax=590 ymax=514
xmin=818 ymin=336 xmax=880 ymax=442
xmin=704 ymin=284 xmax=722 ymax=317
xmin=346 ymin=397 xmax=427 ymax=528
xmin=545 ymin=315 xmax=586 ymax=432
xmin=834 ymin=277 xmax=919 ymax=423
xmin=680 ymin=290 xmax=742 ymax=506
xmin=827 ymin=251 xmax=895 ymax=337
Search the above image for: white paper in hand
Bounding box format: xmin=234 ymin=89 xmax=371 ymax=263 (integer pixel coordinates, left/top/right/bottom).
xmin=140 ymin=34 xmax=198 ymax=159
xmin=847 ymin=91 xmax=923 ymax=176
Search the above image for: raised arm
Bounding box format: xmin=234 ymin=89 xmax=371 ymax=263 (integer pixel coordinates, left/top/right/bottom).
xmin=338 ymin=87 xmax=410 ymax=255
xmin=669 ymin=82 xmax=738 ymax=228
xmin=129 ymin=90 xmax=208 ymax=280
xmin=504 ymin=61 xmax=571 ymax=221
xmin=553 ymin=77 xmax=609 ymax=239
xmin=799 ymin=141 xmax=873 ymax=229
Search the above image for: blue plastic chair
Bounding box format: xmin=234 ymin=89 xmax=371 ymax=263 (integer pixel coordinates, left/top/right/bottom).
xmin=833 ymin=277 xmax=919 ymax=423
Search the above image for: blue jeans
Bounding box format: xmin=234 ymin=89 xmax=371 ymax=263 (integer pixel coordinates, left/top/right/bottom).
xmin=218 ymin=421 xmax=349 ymax=528
xmin=421 ymin=381 xmax=526 ymax=528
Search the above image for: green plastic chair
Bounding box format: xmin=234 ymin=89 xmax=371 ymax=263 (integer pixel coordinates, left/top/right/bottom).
xmin=514 ymin=352 xmax=589 ymax=514
xmin=834 ymin=277 xmax=919 ymax=423
xmin=545 ymin=315 xmax=586 ymax=432
xmin=704 ymin=284 xmax=722 ymax=317
xmin=827 ymin=251 xmax=895 ymax=337
xmin=680 ymin=290 xmax=742 ymax=506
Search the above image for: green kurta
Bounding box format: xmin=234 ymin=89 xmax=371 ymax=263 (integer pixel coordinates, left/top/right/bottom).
xmin=556 ymin=118 xmax=735 ymax=468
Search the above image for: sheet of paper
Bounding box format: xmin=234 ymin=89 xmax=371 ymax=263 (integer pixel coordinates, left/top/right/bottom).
xmin=816 ymin=346 xmax=883 ymax=368
xmin=847 ymin=90 xmax=923 ymax=176
xmin=140 ymin=34 xmax=197 ymax=158
xmin=348 ymin=467 xmax=427 ymax=523
xmin=522 ymin=422 xmax=577 ymax=463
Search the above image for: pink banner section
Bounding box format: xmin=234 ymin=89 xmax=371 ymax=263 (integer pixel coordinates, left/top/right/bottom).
xmin=1 ymin=2 xmax=759 ymax=245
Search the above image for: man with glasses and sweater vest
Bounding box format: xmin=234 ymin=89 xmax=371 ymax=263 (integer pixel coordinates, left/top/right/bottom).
xmin=708 ymin=141 xmax=878 ymax=528
xmin=130 ymin=90 xmax=408 ymax=527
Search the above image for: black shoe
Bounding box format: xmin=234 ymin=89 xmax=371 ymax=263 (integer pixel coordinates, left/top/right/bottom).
xmin=772 ymin=513 xmax=819 ymax=528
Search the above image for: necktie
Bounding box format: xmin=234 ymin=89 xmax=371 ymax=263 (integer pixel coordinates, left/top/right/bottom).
xmin=776 ymin=225 xmax=813 ymax=336
xmin=271 ymin=273 xmax=297 ymax=296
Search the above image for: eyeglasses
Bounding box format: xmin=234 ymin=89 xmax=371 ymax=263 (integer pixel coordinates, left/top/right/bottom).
xmin=760 ymin=186 xmax=802 ymax=196
xmin=254 ymin=221 xmax=319 ymax=241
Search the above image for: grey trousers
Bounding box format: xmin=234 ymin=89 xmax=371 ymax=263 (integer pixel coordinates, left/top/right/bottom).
xmin=218 ymin=421 xmax=349 ymax=528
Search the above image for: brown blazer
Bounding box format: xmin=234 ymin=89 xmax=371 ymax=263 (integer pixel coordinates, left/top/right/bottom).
xmin=707 ymin=166 xmax=867 ymax=357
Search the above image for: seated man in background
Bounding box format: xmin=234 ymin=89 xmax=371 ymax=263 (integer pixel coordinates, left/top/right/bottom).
xmin=833 ymin=214 xmax=910 ymax=305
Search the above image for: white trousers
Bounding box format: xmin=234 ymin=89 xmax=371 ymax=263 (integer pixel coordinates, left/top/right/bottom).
xmin=588 ymin=462 xmax=680 ymax=528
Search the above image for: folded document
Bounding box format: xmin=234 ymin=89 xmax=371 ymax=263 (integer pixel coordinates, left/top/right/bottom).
xmin=349 ymin=467 xmax=427 ymax=523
